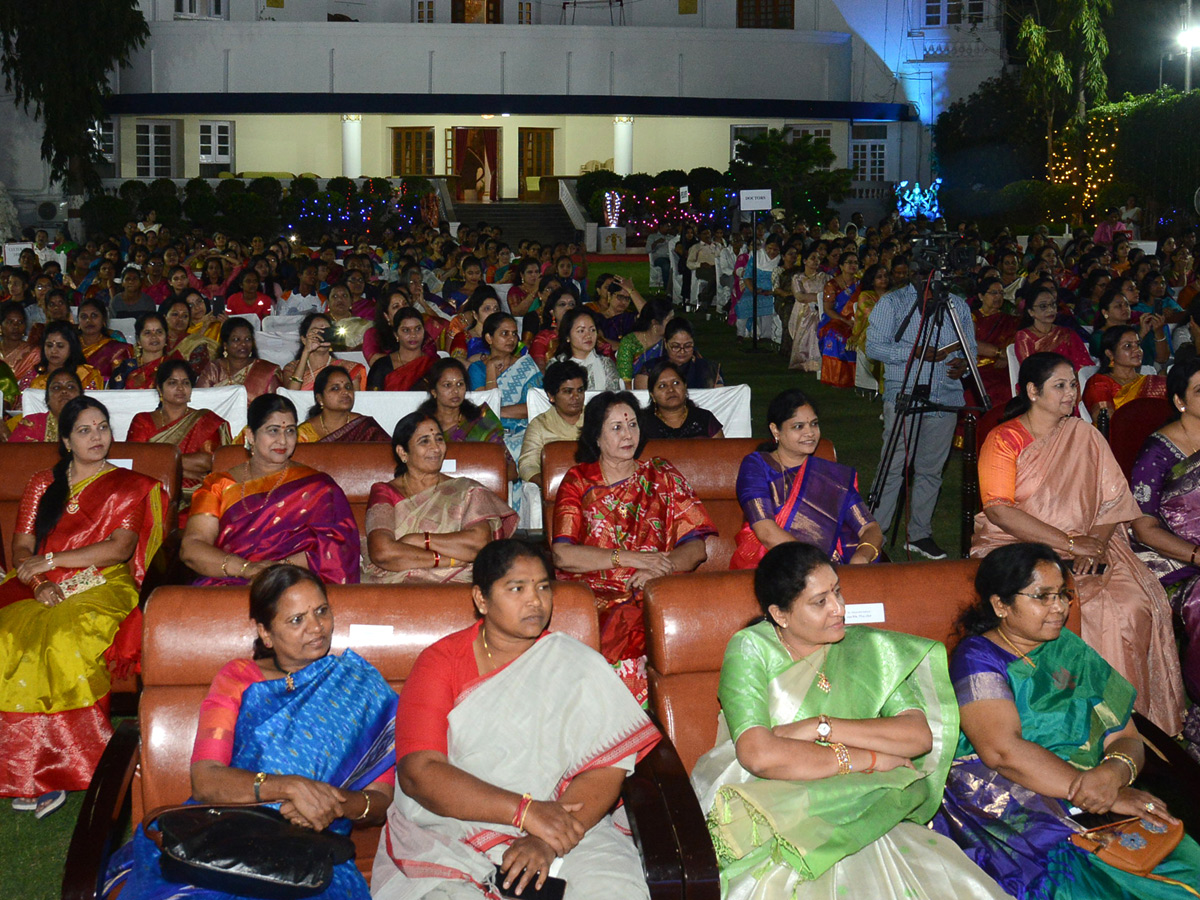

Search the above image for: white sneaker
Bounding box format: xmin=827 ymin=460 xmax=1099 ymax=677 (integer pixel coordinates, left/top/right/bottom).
xmin=11 ymin=797 xmax=37 ymax=811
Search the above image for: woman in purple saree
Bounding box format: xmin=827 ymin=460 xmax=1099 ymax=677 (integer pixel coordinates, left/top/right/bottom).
xmin=1131 ymin=351 xmax=1200 ymax=747
xmin=181 ymin=394 xmax=361 ymax=586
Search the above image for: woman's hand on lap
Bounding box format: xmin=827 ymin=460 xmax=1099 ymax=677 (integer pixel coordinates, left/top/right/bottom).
xmin=1067 ymin=764 xmax=1124 ymax=813
xmin=868 ymin=751 xmax=915 ymax=773
xmin=34 ymin=582 xmax=66 ymax=608
xmin=17 ymin=554 xmax=52 ymax=582
xmin=1110 ymin=787 xmax=1178 ymax=829
xmin=625 ymin=550 xmax=674 ymax=577
xmin=277 ymin=775 xmax=348 ymax=832
xmin=500 ymin=836 xmax=557 ymax=895
xmin=522 ymin=799 xmax=585 ymax=856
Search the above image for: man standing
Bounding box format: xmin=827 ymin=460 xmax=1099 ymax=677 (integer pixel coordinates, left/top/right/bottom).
xmin=865 ymin=270 xmax=976 ymax=560
xmin=686 ymin=227 xmax=718 ymax=311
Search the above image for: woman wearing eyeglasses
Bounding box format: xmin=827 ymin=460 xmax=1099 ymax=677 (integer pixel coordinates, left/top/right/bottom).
xmin=935 ymin=542 xmax=1200 ymax=900
xmin=972 ymin=352 xmax=1185 ymax=736
xmin=1013 ymin=286 xmax=1094 ymax=373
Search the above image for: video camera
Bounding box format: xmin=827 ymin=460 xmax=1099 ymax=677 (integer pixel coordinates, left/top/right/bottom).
xmin=910 ymin=232 xmax=976 ymax=274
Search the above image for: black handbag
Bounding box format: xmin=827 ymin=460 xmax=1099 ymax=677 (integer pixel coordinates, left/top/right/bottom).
xmin=144 ymin=803 xmax=357 ymax=900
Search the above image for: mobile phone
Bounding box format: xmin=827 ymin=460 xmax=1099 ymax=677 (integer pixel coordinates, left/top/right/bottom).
xmin=321 ymin=325 xmax=337 ymax=345
xmin=493 ymin=866 xmax=566 ymax=900
xmin=211 ymin=296 xmax=227 ymax=316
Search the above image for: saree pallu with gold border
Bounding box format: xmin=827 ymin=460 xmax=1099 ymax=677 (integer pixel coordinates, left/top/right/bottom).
xmin=196 ymin=358 xmax=282 ymax=401
xmin=297 ymin=414 xmax=391 ymax=444
xmin=127 ymin=407 xmax=232 ymax=495
xmin=83 ymin=337 xmax=133 ymax=382
xmin=933 ymin=632 xmax=1200 ymax=900
xmin=692 ymin=622 xmax=1007 ymax=900
xmin=371 ymin=630 xmax=660 ymax=900
xmin=191 ymin=464 xmax=361 ymax=585
xmin=0 ymin=466 xmax=165 ymax=796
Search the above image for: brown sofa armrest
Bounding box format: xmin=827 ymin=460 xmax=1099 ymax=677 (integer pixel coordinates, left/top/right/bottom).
xmin=62 ymin=719 xmax=140 ymax=900
xmin=629 ymin=733 xmax=720 ymax=900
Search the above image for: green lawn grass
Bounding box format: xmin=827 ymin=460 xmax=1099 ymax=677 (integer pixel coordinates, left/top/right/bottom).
xmin=0 ymin=260 xmax=970 ymax=898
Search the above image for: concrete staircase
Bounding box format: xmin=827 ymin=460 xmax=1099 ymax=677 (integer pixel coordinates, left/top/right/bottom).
xmin=451 ymin=201 xmax=580 ymax=249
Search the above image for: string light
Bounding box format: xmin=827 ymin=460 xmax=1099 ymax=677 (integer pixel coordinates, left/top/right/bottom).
xmin=603 ymin=191 xmax=622 ymax=227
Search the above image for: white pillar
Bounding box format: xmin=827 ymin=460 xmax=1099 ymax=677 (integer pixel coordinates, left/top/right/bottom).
xmin=341 ymin=114 xmax=362 ymax=178
xmin=613 ymin=116 xmax=634 ymax=176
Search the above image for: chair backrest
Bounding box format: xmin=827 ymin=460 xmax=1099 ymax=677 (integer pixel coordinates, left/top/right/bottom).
xmin=21 ymin=386 xmax=249 ymax=441
xmin=526 ymin=385 xmax=754 ymax=438
xmin=212 ymin=442 xmax=508 ymax=535
xmin=135 ymin=580 xmax=600 ymax=824
xmin=1108 ymin=396 xmax=1172 ymax=481
xmin=276 ymin=389 xmax=501 ymax=441
xmin=1006 ymin=343 xmax=1020 ymax=396
xmin=0 ymin=442 xmax=182 ymax=568
xmin=540 ymin=438 xmax=837 ymax=571
xmin=643 ymin=560 xmax=1081 ymax=772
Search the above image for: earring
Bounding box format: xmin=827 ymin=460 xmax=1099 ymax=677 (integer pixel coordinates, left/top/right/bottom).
xmin=243 ymin=433 xmax=252 ymax=451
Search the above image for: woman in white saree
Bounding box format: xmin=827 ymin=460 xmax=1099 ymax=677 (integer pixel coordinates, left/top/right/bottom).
xmin=371 ymin=539 xmax=661 ymax=900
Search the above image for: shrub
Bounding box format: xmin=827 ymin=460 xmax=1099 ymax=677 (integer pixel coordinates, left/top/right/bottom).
xmin=147 ymin=178 xmax=179 ymax=200
xmin=575 ymin=170 xmax=623 ymax=212
xmin=217 ymin=192 xmax=275 ymax=240
xmin=326 ymin=176 xmax=355 ymax=201
xmin=118 ymin=180 xmax=148 ymax=209
xmin=185 ymin=177 xmax=214 ymax=200
xmin=623 ymin=172 xmax=656 ymax=195
xmin=248 ymin=176 xmax=283 ymax=210
xmin=653 ymin=169 xmax=688 ymax=187
xmin=183 ymin=191 xmax=220 ymax=231
xmin=290 ymin=176 xmax=319 ymax=199
xmin=401 ymin=176 xmax=435 ymax=197
xmin=215 ymin=178 xmax=246 ymax=204
xmin=80 ymin=194 xmax=132 ymax=236
xmin=687 ymin=167 xmax=726 ymax=193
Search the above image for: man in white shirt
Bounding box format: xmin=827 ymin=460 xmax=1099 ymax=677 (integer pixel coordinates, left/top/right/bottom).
xmin=274 ymin=261 xmax=325 ymax=316
xmin=648 ymin=223 xmax=674 ymax=291
xmin=686 ymin=228 xmax=718 ymax=310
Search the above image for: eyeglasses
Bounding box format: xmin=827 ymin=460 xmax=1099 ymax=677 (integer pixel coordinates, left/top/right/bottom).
xmin=1015 ymin=590 xmax=1075 ymax=607
xmin=666 ymin=342 xmax=694 ymax=352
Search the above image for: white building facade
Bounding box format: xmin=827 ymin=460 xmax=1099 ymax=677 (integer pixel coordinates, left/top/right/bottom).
xmin=0 ymin=0 xmax=1006 ymax=227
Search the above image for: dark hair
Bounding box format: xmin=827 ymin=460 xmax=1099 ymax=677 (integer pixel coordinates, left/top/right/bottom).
xmin=391 ymin=306 xmax=425 ymax=333
xmin=575 ymin=391 xmax=645 ymax=463
xmin=308 ymin=364 xmax=354 ymax=419
xmin=481 ymin=311 xmax=516 ymax=342
xmin=663 ymin=317 xmax=695 ymax=345
xmin=1166 ymin=351 xmax=1200 ymax=422
xmin=759 ymin=388 xmax=818 ymax=452
xmin=753 ymin=542 xmax=834 ymax=619
xmin=633 ymin=295 xmax=675 ymax=332
xmin=472 ymin=538 xmax=552 ymax=599
xmin=248 ymin=393 xmax=298 ymax=433
xmin=1097 ymin=325 xmax=1139 ymax=375
xmin=544 ymin=359 xmax=587 ymax=396
xmin=294 ymin=312 xmax=333 ymax=359
xmin=390 ymin=411 xmax=441 ymax=476
xmin=553 ymin=307 xmax=598 ymax=360
xmin=44 ymin=366 xmax=83 ymax=405
xmin=463 ymin=285 xmax=499 ymax=319
xmin=372 ymin=288 xmax=409 ymax=353
xmin=460 ymin=254 xmax=483 ymax=274
xmin=249 ymin=564 xmax=328 ymax=659
xmin=77 ymin=297 xmax=111 ymax=336
xmin=540 ymin=285 xmax=577 ymax=331
xmin=219 ymin=316 xmax=259 ymax=359
xmin=958 ymin=543 xmax=1070 ymax=636
xmin=0 ymin=299 xmax=27 ymax=324
xmin=419 ymin=357 xmax=481 ymax=421
xmin=1095 ymin=277 xmax=1134 ymax=328
xmin=1001 ymin=352 xmax=1073 ymax=422
xmin=155 ymin=357 xmax=196 ymax=389
xmin=644 ymin=358 xmax=692 ymax=414
xmin=39 ymin=321 xmax=88 ymax=374
xmin=35 ymin=396 xmax=109 ymax=550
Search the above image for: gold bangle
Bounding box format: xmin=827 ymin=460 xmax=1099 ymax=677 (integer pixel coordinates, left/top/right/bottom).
xmin=1102 ymin=751 xmax=1138 ymax=786
xmin=289 ymin=374 xmax=302 ymax=383
xmin=221 ymin=554 xmax=232 ymax=577
xmin=355 ymin=789 xmax=372 ymax=821
xmin=857 ymin=541 xmax=880 ymax=562
xmin=829 ymin=741 xmax=852 ymax=776
xmin=611 ymin=548 xmax=621 ymax=567
xmin=240 ymin=558 xmax=251 ymax=576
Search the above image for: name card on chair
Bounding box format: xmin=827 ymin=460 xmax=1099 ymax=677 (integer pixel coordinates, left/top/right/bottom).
xmin=440 ymin=459 xmax=457 ymax=473
xmin=844 ymin=603 xmax=886 ymax=625
xmin=109 ymin=459 xmax=134 ymax=470
xmin=348 ymin=624 xmax=395 ymax=644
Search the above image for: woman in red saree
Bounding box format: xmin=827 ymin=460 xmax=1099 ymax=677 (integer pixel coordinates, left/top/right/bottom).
xmin=296 ymin=365 xmax=390 ymax=443
xmin=0 ymin=397 xmax=165 ymax=808
xmin=0 ymin=300 xmax=41 ymax=390
xmin=108 ymin=312 xmax=169 ymax=390
xmin=1013 ymin=287 xmax=1094 ymax=372
xmin=180 ymin=394 xmax=360 ymax=586
xmin=195 ymin=317 xmax=282 ymax=402
xmin=78 ymin=298 xmax=133 ymax=382
xmin=1081 ymin=324 xmax=1167 ymax=420
xmin=279 ymin=312 xmax=368 ymax=391
xmin=971 ymin=276 xmax=1021 ymax=409
xmin=126 ymin=359 xmax=231 ymax=498
xmin=7 ymin=369 xmax=83 ymax=443
xmin=552 ymin=392 xmax=716 ymax=704
xmin=366 ymin=307 xmax=436 ymax=391
xmin=160 ymin=296 xmax=213 ymax=373
xmin=972 ymin=351 xmax=1185 ymax=735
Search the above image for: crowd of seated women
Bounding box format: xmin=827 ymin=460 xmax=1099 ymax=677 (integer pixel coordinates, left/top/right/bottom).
xmin=2 ymin=217 xmax=1199 ymax=900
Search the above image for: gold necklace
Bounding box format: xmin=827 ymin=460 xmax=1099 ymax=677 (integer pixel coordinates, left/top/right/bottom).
xmin=481 ymin=623 xmax=494 ymax=663
xmin=995 ymin=626 xmax=1037 ymax=668
xmin=775 ymin=626 xmax=831 ymax=693
xmin=241 ymin=461 xmax=290 ymax=505
xmin=273 ymin=657 xmax=296 ymax=691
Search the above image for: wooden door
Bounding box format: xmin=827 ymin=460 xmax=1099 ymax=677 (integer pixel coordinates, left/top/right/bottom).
xmin=518 ymin=128 xmax=554 ymax=200
xmin=452 ymin=0 xmax=501 ymax=23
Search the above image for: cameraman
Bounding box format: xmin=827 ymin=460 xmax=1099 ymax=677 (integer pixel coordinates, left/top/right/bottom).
xmin=865 ymin=256 xmax=977 ymax=560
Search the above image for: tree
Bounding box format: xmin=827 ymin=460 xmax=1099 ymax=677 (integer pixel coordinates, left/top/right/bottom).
xmin=1013 ymin=0 xmax=1113 ymax=167
xmin=0 ymin=2 xmax=149 ymax=191
xmin=727 ymin=128 xmax=851 ymax=221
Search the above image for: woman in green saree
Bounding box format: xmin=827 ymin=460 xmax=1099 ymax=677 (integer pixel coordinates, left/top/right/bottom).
xmin=691 ymin=542 xmax=1008 ymax=899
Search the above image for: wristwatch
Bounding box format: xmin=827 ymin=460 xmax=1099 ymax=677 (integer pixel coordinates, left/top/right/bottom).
xmin=816 ymin=714 xmax=832 ymax=742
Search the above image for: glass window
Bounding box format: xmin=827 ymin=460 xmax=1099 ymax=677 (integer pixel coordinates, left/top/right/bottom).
xmin=136 ymin=121 xmax=178 ymax=178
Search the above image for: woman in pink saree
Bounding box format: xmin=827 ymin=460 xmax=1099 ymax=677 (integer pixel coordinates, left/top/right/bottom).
xmin=972 ymin=351 xmax=1185 ymax=735
xmin=180 ymin=394 xmax=360 ymax=586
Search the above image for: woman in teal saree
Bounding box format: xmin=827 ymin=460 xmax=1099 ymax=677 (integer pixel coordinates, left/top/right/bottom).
xmin=933 ymin=542 xmax=1200 ymax=899
xmin=692 ymin=542 xmax=1008 ymax=899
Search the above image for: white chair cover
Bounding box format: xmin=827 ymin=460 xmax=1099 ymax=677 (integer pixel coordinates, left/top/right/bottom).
xmin=22 ymin=386 xmax=248 ymax=441
xmin=526 ymin=384 xmax=752 ymax=438
xmin=110 ymin=318 xmax=137 ymax=343
xmin=276 ymin=388 xmax=501 ymax=438
xmin=261 ymin=314 xmax=308 ymax=336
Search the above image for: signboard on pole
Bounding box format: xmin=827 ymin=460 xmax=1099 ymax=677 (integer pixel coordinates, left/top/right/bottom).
xmin=739 ymin=189 xmax=772 ymax=211
xmin=679 ymin=186 xmax=690 ymax=204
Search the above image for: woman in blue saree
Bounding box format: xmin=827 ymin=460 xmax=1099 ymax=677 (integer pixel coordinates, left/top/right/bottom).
xmin=467 ymin=311 xmax=543 ymax=461
xmin=731 ymin=389 xmax=882 ymax=569
xmin=105 ymin=565 xmax=398 ymax=900
xmin=933 ymin=542 xmax=1200 ymax=899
